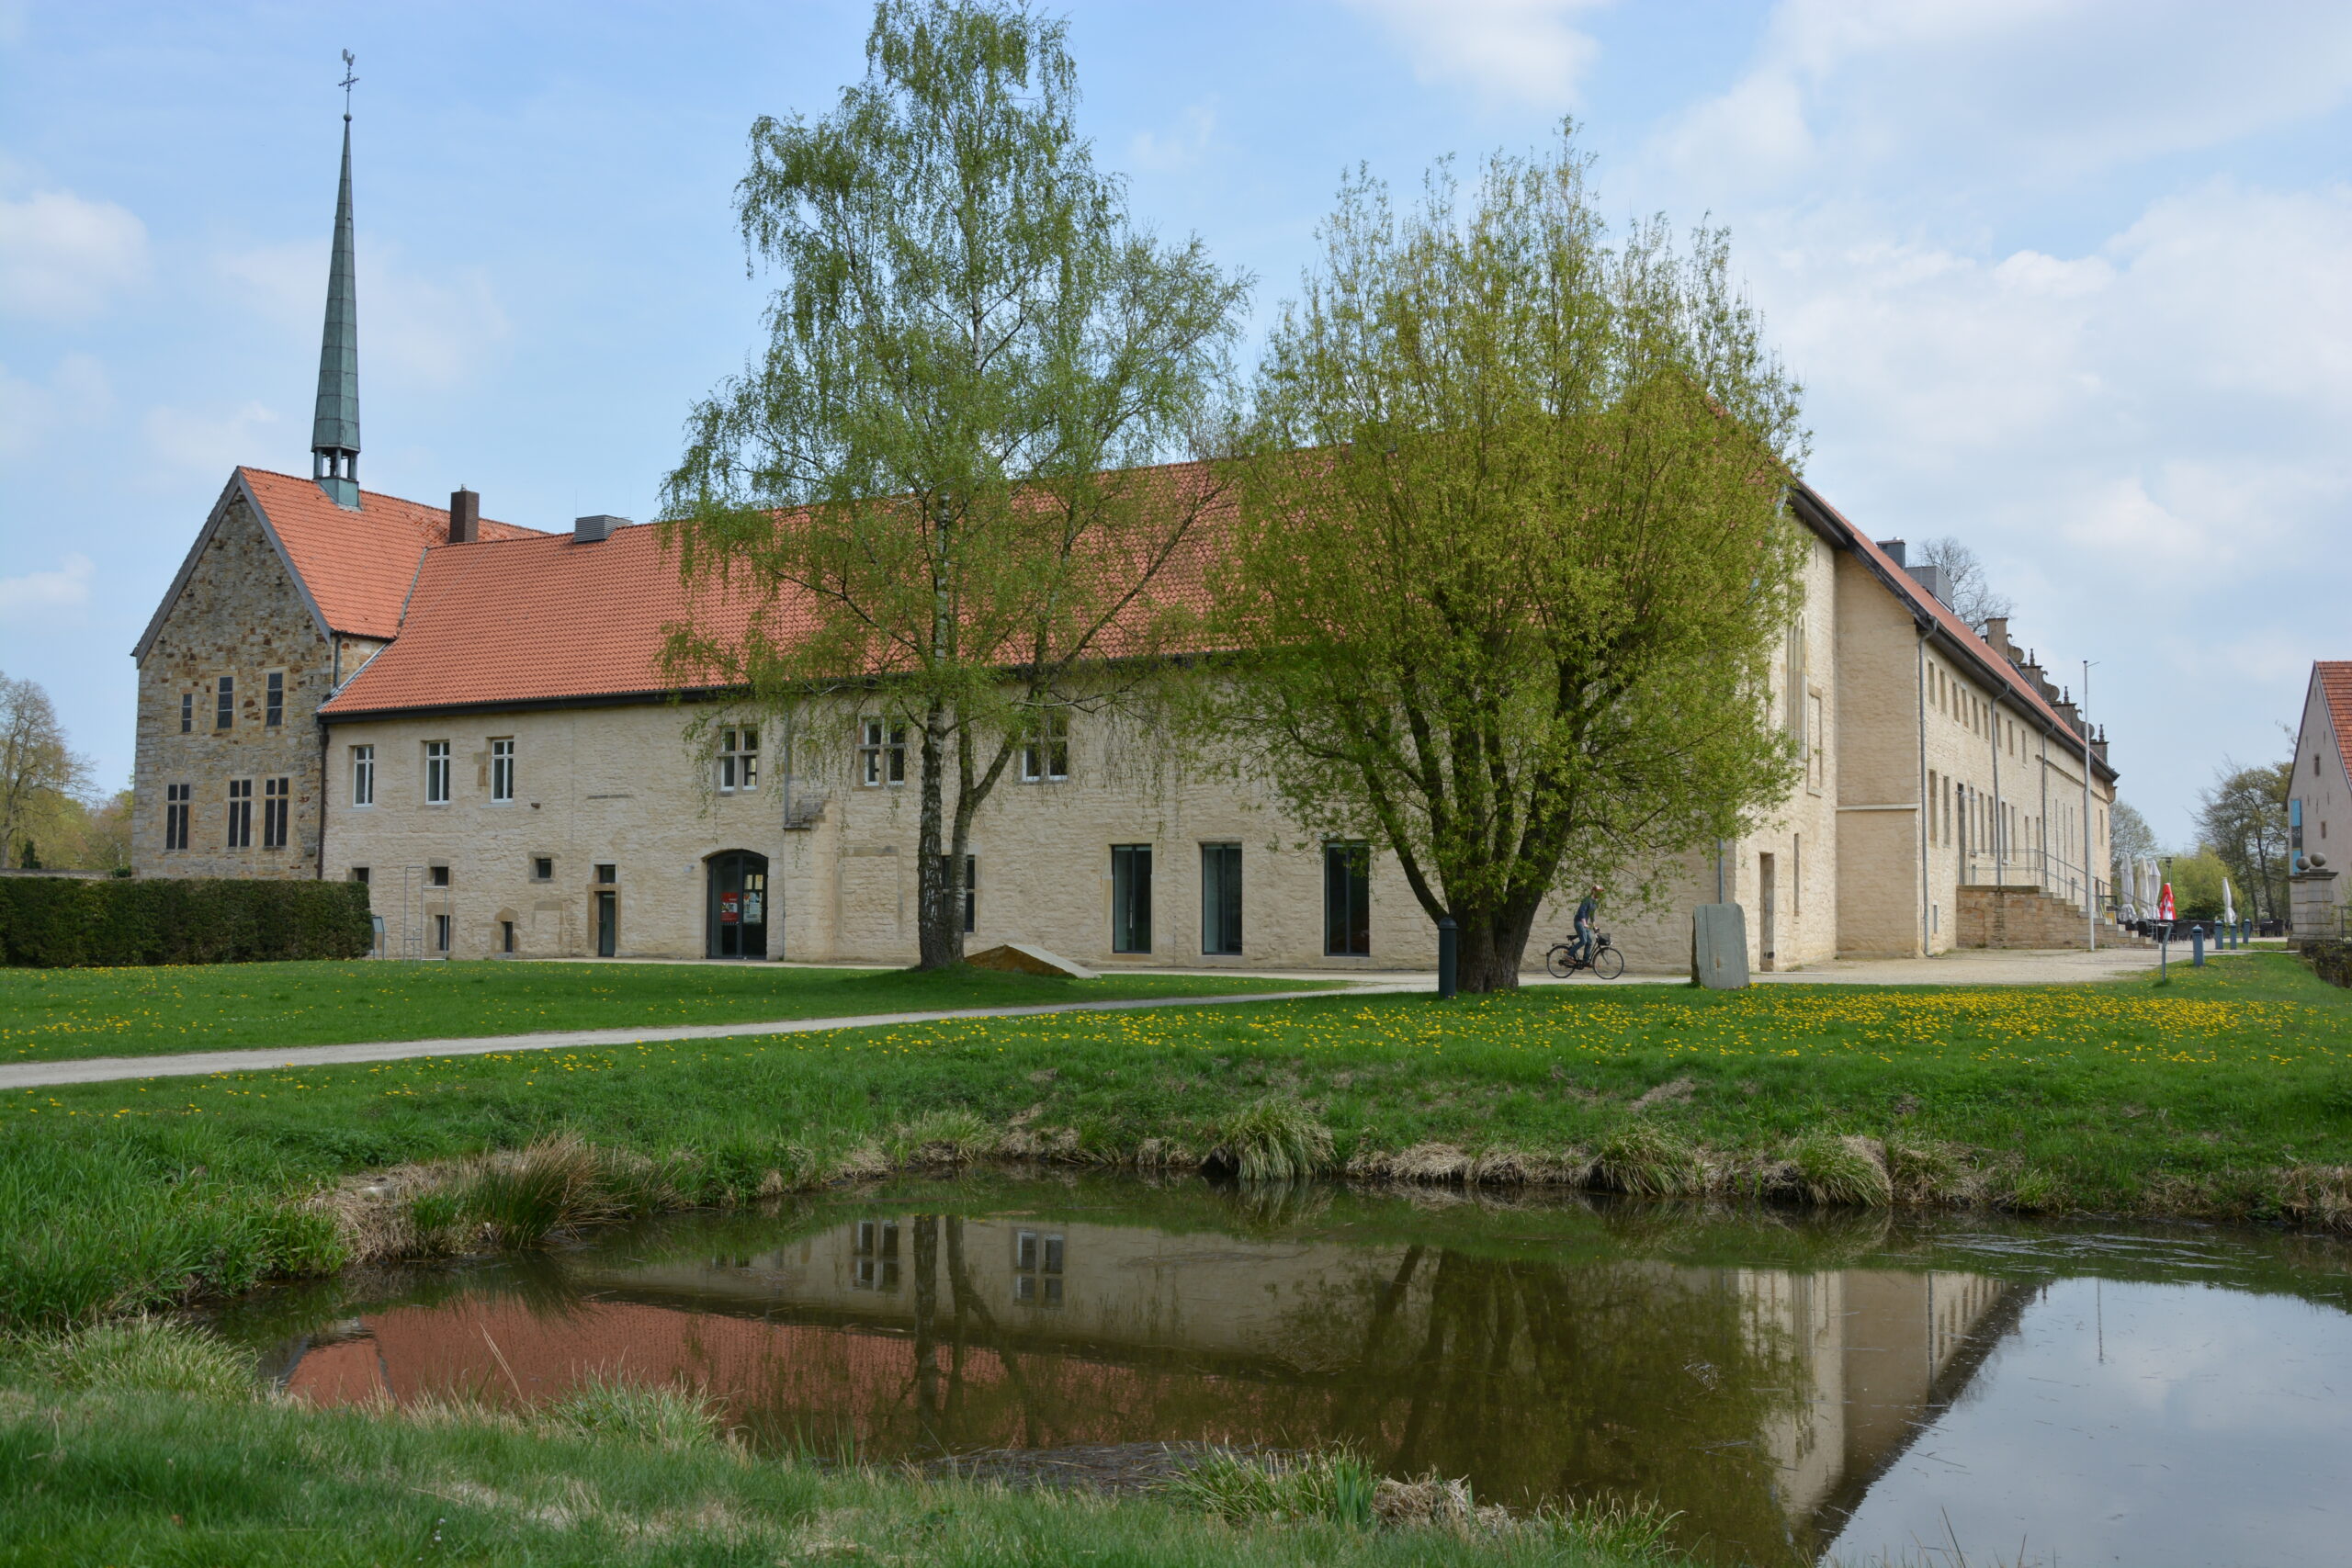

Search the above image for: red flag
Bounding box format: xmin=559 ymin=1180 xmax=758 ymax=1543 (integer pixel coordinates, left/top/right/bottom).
xmin=2157 ymin=884 xmax=2176 ymax=921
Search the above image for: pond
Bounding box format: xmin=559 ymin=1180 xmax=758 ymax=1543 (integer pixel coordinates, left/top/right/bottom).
xmin=208 ymin=1176 xmax=2352 ymax=1566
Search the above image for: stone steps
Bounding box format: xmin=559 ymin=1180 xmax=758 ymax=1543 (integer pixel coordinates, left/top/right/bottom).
xmin=1958 ymin=885 xmax=2152 ymax=950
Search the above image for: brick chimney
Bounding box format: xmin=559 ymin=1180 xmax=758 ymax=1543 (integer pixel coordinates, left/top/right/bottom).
xmin=448 ymin=488 xmax=481 ymax=545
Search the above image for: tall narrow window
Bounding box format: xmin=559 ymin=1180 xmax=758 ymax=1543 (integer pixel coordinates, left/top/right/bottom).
xmin=1807 ymin=694 xmax=1825 ymax=787
xmin=859 ymin=719 xmax=907 ymax=786
xmin=265 ymin=671 xmax=285 ymax=728
xmin=180 ymin=693 xmax=193 ymax=734
xmin=225 ymin=778 xmax=253 ymax=849
xmin=164 ymin=783 xmax=190 ymax=851
xmin=1111 ymin=844 xmax=1153 ymax=953
xmin=718 ymin=727 xmax=759 ymax=792
xmin=490 ymin=738 xmax=515 ymax=803
xmin=1022 ymin=712 xmax=1070 ymax=782
xmin=434 ymin=913 xmax=451 ymax=954
xmin=215 ymin=675 xmax=234 ymax=730
xmin=351 ymin=744 xmax=375 ymax=807
xmin=1201 ymin=842 xmax=1243 ymax=955
xmin=424 ymin=740 xmax=451 ymax=805
xmin=1323 ymin=841 xmax=1371 ymax=955
xmin=262 ymin=777 xmax=289 ymax=849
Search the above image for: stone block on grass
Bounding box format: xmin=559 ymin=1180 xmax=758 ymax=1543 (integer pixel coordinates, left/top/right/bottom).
xmin=967 ymin=942 xmax=1097 ymax=981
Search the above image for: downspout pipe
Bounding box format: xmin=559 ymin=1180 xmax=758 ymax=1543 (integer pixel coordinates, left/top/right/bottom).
xmin=1917 ymin=625 xmax=1929 ymax=955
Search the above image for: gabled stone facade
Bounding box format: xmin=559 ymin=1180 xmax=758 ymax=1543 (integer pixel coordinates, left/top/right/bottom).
xmin=130 ymin=481 xmax=334 ymax=878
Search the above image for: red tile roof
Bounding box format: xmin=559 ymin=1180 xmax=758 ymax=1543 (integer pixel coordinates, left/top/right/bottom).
xmin=321 ymin=520 xmax=791 ymax=715
xmin=2312 ymin=662 xmax=2352 ymax=781
xmin=241 ymin=467 xmax=544 ymax=640
xmin=1793 ymin=482 xmax=2112 ymax=774
xmin=322 ymin=459 xmax=1237 ymax=717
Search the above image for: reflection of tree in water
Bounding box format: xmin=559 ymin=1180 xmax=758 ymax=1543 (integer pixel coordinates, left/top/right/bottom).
xmin=724 ymin=1219 xmax=1801 ymax=1558
xmin=1283 ymin=1247 xmax=1810 ymax=1560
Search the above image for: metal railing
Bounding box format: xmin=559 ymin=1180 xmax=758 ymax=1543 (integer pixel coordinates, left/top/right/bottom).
xmin=1958 ymin=848 xmax=2107 ymax=915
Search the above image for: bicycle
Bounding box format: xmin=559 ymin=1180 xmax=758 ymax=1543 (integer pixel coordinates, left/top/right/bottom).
xmin=1545 ymin=931 xmax=1624 ymax=979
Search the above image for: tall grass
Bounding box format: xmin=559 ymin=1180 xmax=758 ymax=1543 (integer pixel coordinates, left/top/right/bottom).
xmin=1157 ymin=1450 xmax=1380 ymax=1528
xmin=1211 ymin=1098 xmax=1336 ymax=1182
xmin=0 ymin=1129 xmax=343 ymax=1330
xmin=11 ymin=1315 xmax=256 ymax=1400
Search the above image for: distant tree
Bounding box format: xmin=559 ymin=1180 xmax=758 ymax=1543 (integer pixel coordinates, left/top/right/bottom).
xmin=2167 ymin=848 xmax=2230 ymax=921
xmin=662 ymin=0 xmax=1249 ymax=969
xmin=1913 ymin=536 xmax=2013 ymax=632
xmin=0 ymin=672 xmax=91 ymax=869
xmin=2109 ymin=799 xmax=2158 ymax=876
xmin=1204 ymin=132 xmax=1808 ymax=991
xmin=2196 ymin=757 xmax=2291 ymax=920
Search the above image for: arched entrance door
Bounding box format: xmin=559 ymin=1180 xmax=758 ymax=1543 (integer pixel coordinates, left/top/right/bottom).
xmin=707 ymin=851 xmax=770 ymax=959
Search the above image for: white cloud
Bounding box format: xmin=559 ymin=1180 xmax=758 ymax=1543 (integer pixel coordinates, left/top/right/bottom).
xmin=0 ymin=352 xmax=108 ymax=466
xmin=1129 ymin=100 xmax=1221 ymax=174
xmin=140 ymin=400 xmax=279 ymax=477
xmin=0 ymin=552 xmax=94 ymax=626
xmin=218 ymin=235 xmax=511 ymax=390
xmin=0 ymin=186 xmax=148 ymax=320
xmin=1341 ymin=0 xmax=1608 ymax=108
xmin=1654 ymin=0 xmax=2352 ymax=196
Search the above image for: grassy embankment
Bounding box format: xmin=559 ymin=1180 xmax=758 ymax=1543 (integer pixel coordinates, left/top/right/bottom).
xmin=0 ymin=1320 xmax=1683 ymax=1568
xmin=4 ymin=951 xmax=2348 ymax=1333
xmin=0 ymin=959 xmax=1321 ymax=1064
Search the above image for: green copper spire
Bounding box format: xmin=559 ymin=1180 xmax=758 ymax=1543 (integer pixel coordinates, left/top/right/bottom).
xmin=311 ymin=57 xmax=360 ymax=509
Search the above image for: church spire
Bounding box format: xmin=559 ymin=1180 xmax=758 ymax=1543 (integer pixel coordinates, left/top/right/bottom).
xmin=311 ymin=51 xmax=361 ymax=508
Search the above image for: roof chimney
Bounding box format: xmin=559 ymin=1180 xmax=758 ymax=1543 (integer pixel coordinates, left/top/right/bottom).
xmin=574 ymin=513 xmax=627 ymax=544
xmin=1984 ymin=615 xmax=2012 ymax=657
xmin=447 ymin=488 xmax=480 ymax=545
xmin=1878 ymin=538 xmax=1907 ymax=567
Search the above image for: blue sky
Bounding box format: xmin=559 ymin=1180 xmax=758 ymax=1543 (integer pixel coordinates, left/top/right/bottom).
xmin=5 ymin=1 xmax=2350 ymax=843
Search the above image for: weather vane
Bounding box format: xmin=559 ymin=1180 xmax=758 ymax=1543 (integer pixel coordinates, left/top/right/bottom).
xmin=340 ymin=50 xmax=357 ymax=120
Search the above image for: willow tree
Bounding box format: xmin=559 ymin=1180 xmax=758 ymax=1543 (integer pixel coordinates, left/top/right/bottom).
xmin=662 ymin=0 xmax=1246 ymax=968
xmin=1212 ymin=136 xmax=1807 ymax=991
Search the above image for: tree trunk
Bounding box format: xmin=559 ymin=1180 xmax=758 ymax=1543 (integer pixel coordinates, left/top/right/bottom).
xmin=915 ymin=700 xmax=957 ymax=970
xmin=1454 ymin=900 xmax=1544 ymax=992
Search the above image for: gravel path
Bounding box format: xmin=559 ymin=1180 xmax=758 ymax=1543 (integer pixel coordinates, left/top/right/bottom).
xmin=0 ymin=987 xmax=1354 ymax=1091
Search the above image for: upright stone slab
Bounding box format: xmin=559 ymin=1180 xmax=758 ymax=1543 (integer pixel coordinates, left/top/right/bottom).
xmin=1691 ymin=904 xmax=1750 ymax=989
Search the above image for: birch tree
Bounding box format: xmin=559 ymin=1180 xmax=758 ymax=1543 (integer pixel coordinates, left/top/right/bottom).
xmin=662 ymin=0 xmax=1246 ymax=967
xmin=1208 ymin=136 xmax=1808 ymax=990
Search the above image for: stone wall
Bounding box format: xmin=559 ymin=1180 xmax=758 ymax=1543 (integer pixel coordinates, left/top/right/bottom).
xmin=1956 ymin=885 xmax=2144 ymax=949
xmin=132 ymin=491 xmax=334 ymax=879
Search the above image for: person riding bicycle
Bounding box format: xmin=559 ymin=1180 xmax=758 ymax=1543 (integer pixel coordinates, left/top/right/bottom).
xmin=1571 ymin=885 xmax=1601 ymax=965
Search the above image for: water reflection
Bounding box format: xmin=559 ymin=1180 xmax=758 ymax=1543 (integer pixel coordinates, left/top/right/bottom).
xmin=218 ymin=1182 xmax=2352 ymax=1567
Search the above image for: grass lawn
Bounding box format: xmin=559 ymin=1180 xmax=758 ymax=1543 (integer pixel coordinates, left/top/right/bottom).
xmin=3 ymin=952 xmax=2348 ymax=1330
xmin=0 ymin=958 xmax=1326 ymax=1064
xmin=0 ymin=1323 xmax=1680 ymax=1568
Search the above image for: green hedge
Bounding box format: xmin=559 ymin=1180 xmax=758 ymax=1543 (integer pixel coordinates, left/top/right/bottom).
xmin=0 ymin=878 xmax=374 ymax=967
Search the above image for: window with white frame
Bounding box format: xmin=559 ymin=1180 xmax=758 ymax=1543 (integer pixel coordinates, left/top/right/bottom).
xmin=351 ymin=745 xmax=375 ymax=807
xmin=858 ymin=718 xmax=907 ymax=786
xmin=215 ymin=675 xmax=235 ymax=730
xmin=718 ymin=727 xmax=760 ymax=792
xmin=424 ymin=740 xmax=451 ymax=805
xmin=265 ymin=671 xmax=285 ymax=728
xmin=1021 ymin=711 xmax=1069 ymax=782
xmin=490 ymin=738 xmax=515 ymax=803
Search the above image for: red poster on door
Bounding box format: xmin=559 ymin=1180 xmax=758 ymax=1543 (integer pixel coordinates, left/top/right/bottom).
xmin=719 ymin=892 xmax=741 ymax=923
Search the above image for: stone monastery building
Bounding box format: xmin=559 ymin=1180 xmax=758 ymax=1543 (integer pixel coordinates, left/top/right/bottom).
xmin=130 ymin=119 xmax=2122 ymax=973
